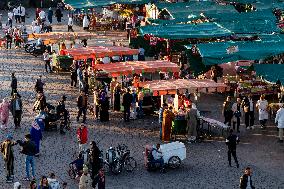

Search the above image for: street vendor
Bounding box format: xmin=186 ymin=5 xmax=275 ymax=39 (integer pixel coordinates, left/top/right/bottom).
xmin=162 ymin=106 xmax=175 ymax=142
xmin=185 ymin=103 xmax=198 ymax=143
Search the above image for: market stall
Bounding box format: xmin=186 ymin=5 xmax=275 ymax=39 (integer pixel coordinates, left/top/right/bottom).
xmin=94 ymin=60 xmax=180 ymax=77
xmin=142 ymin=78 xmax=229 ymax=139
xmin=28 ymin=32 xmax=97 ymax=43
xmin=62 ymin=46 xmax=139 ymax=60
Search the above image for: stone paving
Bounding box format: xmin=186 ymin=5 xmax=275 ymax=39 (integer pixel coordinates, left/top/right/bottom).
xmin=0 ymin=8 xmax=284 ymax=189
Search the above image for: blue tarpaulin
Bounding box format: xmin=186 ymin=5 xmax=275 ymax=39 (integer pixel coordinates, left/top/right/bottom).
xmin=155 ymin=2 xmax=237 ymax=22
xmin=185 ymin=40 xmax=284 ymax=65
xmin=254 ymin=64 xmax=284 ymax=84
xmin=139 ymin=22 xmax=233 ymax=39
xmin=64 ymin=0 xmax=151 ymax=8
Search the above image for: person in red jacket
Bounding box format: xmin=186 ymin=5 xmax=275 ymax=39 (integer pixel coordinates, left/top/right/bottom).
xmin=76 ymin=124 xmax=88 ymax=152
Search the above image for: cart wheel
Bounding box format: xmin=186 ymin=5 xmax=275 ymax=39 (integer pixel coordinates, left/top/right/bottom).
xmin=168 ymin=156 xmax=181 ymax=169
xmin=124 ymin=157 xmax=137 ymax=172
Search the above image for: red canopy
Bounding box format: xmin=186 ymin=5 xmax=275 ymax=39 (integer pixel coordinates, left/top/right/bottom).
xmin=29 ymin=32 xmax=97 ymax=41
xmin=94 ymin=60 xmax=180 ymax=77
xmin=142 ymin=79 xmax=228 ymax=96
xmin=62 ymin=46 xmax=139 ymax=60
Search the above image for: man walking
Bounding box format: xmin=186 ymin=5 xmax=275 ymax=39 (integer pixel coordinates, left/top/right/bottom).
xmin=77 ymin=91 xmax=88 ymax=123
xmin=275 ymin=104 xmax=284 ymax=143
xmin=223 ymin=96 xmax=234 ymax=126
xmin=242 ymin=95 xmax=255 ymax=129
xmin=68 ymin=14 xmax=74 ymax=32
xmin=10 ymin=93 xmax=23 ymax=128
xmin=1 ymin=134 xmax=18 ymax=183
xmin=10 ymin=72 xmax=17 ymax=96
xmin=122 ymin=88 xmax=133 ymax=122
xmin=240 ymin=167 xmax=255 ymax=189
xmin=6 ymin=32 xmax=12 ymax=49
xmin=43 ymin=50 xmax=52 ymax=73
xmin=18 ymin=4 xmax=25 ymax=23
xmin=232 ymin=97 xmax=242 ymax=133
xmin=225 ymin=129 xmax=239 ymax=168
xmin=17 ymin=134 xmax=36 ymax=181
xmin=77 ymin=66 xmax=84 ymax=92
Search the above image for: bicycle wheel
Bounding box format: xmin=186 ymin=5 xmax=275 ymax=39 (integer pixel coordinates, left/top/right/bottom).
xmin=124 ymin=157 xmax=137 ymax=172
xmin=111 ymin=160 xmax=122 ymax=175
xmin=102 ymin=162 xmax=110 ymax=174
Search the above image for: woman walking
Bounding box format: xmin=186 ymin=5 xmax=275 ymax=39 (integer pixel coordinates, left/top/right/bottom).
xmin=38 ymin=176 xmax=51 ymax=189
xmin=113 ymin=84 xmax=121 ymax=111
xmin=99 ymin=92 xmax=109 ymax=122
xmin=0 ymin=98 xmax=10 ymax=129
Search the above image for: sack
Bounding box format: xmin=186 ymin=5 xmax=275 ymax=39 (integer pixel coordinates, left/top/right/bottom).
xmin=244 ymin=106 xmax=249 ymax=113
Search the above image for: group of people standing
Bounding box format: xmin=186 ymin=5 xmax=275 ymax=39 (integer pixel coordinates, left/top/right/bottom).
xmin=223 ymin=93 xmax=284 ymax=142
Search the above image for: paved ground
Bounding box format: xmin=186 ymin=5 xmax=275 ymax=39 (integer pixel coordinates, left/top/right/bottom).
xmin=0 ymin=8 xmax=284 ymax=189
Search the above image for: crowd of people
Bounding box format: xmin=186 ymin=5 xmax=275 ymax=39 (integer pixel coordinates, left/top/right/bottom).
xmin=1 ymin=1 xmax=284 ymax=188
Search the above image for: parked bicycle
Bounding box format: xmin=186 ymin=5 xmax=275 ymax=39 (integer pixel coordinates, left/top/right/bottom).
xmin=104 ymin=144 xmax=137 ymax=175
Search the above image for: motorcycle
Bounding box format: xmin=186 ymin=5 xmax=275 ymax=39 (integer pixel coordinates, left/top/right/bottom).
xmin=104 ymin=144 xmax=137 ymax=175
xmin=30 ymin=45 xmax=46 ymax=57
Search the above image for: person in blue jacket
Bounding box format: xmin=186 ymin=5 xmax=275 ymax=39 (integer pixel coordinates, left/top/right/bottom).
xmin=30 ymin=120 xmax=42 ymax=157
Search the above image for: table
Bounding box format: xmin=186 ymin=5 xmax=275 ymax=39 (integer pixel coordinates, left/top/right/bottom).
xmin=199 ymin=116 xmax=230 ymax=137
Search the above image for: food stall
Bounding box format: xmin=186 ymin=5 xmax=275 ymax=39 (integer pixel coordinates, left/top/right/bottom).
xmin=142 ymin=79 xmax=229 ymax=139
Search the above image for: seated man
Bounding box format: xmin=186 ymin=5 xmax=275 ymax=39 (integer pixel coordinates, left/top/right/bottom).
xmin=70 ymin=153 xmax=84 ymax=176
xmin=151 ymin=143 xmax=165 ymax=171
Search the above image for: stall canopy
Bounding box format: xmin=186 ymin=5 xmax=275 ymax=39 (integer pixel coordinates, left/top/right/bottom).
xmin=139 ymin=22 xmax=233 ymax=39
xmin=29 ymin=32 xmax=97 ymax=42
xmin=142 ymin=79 xmax=228 ymax=96
xmin=64 ymin=0 xmax=99 ymax=8
xmin=206 ymin=9 xmax=278 ymax=34
xmin=63 ymin=46 xmax=139 ymax=60
xmin=94 ymin=60 xmax=180 ymax=77
xmin=146 ymin=16 xmax=202 ymax=25
xmin=64 ymin=0 xmax=151 ymax=8
xmin=185 ymin=40 xmax=284 ymax=65
xmin=254 ymin=64 xmax=284 ymax=84
xmin=155 ymin=2 xmax=237 ymax=18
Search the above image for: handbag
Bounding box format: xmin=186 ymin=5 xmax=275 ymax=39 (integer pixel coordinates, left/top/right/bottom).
xmin=234 ymin=110 xmax=241 ymax=117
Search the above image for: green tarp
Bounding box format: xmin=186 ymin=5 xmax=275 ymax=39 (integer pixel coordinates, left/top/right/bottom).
xmin=155 ymin=2 xmax=237 ymax=15
xmin=147 ymin=16 xmax=201 ymax=25
xmin=155 ymin=2 xmax=237 ymax=22
xmin=139 ymin=22 xmax=233 ymax=39
xmin=64 ymin=0 xmax=151 ymax=8
xmin=219 ymin=19 xmax=278 ymax=34
xmin=207 ymin=9 xmax=279 ymax=34
xmin=206 ymin=9 xmax=276 ymax=22
xmin=254 ymin=64 xmax=284 ymax=84
xmin=185 ymin=40 xmax=284 ymax=65
xmin=64 ymin=0 xmax=104 ymax=8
